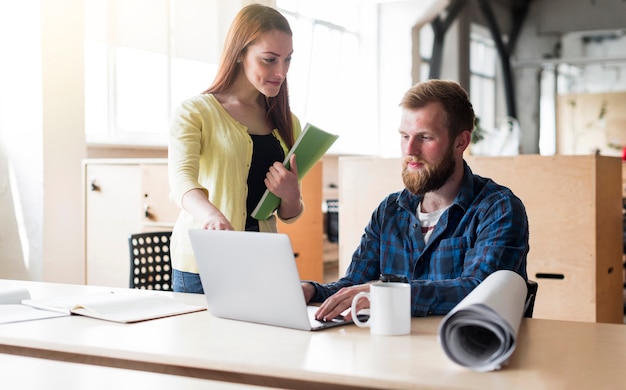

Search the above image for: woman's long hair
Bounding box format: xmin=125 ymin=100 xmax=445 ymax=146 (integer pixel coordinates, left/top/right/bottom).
xmin=204 ymin=4 xmax=295 ymax=148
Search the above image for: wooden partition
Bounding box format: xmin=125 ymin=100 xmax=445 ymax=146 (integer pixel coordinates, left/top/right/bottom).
xmin=277 ymin=161 xmax=324 ymax=282
xmin=338 ymin=155 xmax=623 ymax=323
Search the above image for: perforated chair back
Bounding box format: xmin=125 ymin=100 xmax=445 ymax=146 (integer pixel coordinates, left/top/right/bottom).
xmin=524 ymin=279 xmax=538 ymax=318
xmin=128 ymin=231 xmax=172 ymax=291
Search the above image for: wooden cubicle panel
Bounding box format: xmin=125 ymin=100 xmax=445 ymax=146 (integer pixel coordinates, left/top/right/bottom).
xmin=338 ymin=155 xmax=624 ymax=323
xmin=338 ymin=157 xmax=404 ymax=277
xmin=466 ymin=155 xmax=622 ymax=324
xmin=278 ymin=161 xmax=324 ymax=282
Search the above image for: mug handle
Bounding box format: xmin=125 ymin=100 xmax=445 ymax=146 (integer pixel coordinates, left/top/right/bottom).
xmin=351 ymin=291 xmax=370 ymax=328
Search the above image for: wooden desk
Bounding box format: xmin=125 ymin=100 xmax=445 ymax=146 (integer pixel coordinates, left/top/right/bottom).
xmin=1 ymin=279 xmax=625 ymax=389
xmin=0 ymin=353 xmax=265 ymax=389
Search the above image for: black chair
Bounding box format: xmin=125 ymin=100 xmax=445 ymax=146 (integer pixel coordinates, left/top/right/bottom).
xmin=128 ymin=231 xmax=173 ymax=291
xmin=524 ymin=279 xmax=538 ymax=318
xmin=325 ymin=199 xmax=339 ymax=243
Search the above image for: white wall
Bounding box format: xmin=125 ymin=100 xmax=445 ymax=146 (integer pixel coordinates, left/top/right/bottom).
xmin=40 ymin=0 xmax=86 ymax=283
xmin=537 ymin=0 xmax=626 ymax=34
xmin=0 ymin=1 xmax=45 ymax=281
xmin=0 ymin=0 xmax=87 ymax=283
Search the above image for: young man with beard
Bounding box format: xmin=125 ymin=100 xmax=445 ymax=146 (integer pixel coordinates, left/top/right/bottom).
xmin=301 ymin=80 xmax=529 ymax=321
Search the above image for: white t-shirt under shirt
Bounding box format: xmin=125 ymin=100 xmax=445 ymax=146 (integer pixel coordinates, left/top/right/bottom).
xmin=417 ymin=202 xmax=450 ymax=244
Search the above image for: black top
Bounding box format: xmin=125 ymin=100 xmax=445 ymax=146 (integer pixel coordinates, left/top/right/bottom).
xmin=245 ymin=133 xmax=285 ymax=230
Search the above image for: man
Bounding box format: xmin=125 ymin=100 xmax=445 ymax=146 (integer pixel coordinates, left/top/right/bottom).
xmin=302 ymin=80 xmax=529 ymax=321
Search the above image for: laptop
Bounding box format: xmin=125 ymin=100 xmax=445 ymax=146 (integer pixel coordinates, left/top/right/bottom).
xmin=188 ymin=229 xmax=351 ymax=331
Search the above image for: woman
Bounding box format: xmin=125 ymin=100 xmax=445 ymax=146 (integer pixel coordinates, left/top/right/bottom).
xmin=168 ymin=4 xmax=303 ymax=293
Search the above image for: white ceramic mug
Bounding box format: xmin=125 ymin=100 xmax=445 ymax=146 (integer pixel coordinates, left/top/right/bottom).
xmin=351 ymin=282 xmax=411 ymax=336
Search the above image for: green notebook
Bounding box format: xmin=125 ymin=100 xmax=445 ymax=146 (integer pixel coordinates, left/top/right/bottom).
xmin=251 ymin=123 xmax=339 ymax=220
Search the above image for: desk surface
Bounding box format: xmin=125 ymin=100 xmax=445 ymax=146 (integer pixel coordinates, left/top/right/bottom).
xmin=1 ymin=279 xmax=625 ymax=389
xmin=0 ymin=353 xmax=267 ymax=390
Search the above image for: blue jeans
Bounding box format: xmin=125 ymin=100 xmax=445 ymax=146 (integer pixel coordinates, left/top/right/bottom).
xmin=172 ymin=269 xmax=204 ymax=294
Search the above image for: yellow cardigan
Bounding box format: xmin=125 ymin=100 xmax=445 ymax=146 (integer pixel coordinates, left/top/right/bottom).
xmin=168 ymin=94 xmax=302 ymax=273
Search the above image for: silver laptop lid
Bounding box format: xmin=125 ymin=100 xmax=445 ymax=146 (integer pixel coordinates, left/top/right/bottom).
xmin=188 ymin=229 xmax=313 ymax=330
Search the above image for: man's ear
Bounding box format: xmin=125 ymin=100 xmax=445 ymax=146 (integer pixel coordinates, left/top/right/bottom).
xmin=456 ymin=130 xmax=472 ymax=152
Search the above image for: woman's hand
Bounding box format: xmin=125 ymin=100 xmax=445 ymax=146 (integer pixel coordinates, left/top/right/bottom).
xmin=265 ymin=154 xmax=302 ymax=219
xmin=200 ymin=212 xmax=234 ymax=230
xmin=182 ymin=188 xmax=234 ymax=230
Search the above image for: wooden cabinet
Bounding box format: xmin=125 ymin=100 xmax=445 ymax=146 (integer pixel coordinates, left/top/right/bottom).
xmin=339 ymin=155 xmax=624 ymax=323
xmin=83 ymin=159 xmax=324 ymax=288
xmin=83 ymin=159 xmax=177 ymax=288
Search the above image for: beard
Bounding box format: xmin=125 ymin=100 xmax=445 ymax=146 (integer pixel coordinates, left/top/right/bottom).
xmin=402 ymin=144 xmax=456 ymax=195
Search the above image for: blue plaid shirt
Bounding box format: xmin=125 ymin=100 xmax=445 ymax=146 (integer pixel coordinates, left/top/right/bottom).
xmin=309 ymin=161 xmax=529 ymax=316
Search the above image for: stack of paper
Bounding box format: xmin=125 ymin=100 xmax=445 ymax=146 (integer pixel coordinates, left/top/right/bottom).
xmin=437 ymin=270 xmax=527 ymax=372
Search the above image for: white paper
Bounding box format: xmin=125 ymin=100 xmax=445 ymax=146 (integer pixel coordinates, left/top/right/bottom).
xmin=0 ymin=305 xmax=69 ymax=324
xmin=0 ymin=287 xmax=31 ymax=304
xmin=0 ymin=287 xmax=69 ymax=324
xmin=437 ymin=270 xmax=527 ymax=372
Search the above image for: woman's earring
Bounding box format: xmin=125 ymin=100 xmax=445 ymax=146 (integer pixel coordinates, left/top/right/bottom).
xmin=236 ymin=58 xmax=241 ymax=63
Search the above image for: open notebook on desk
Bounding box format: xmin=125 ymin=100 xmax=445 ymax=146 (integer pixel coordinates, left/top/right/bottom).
xmin=21 ymin=291 xmax=206 ymax=323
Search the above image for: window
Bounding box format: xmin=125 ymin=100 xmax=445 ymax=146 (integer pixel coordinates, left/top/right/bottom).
xmin=469 ymin=25 xmax=496 ymax=133
xmin=539 ymin=65 xmax=556 ymax=155
xmin=84 ymin=0 xmax=218 ymax=146
xmin=85 ymin=0 xmax=378 ymax=153
xmin=276 ymin=0 xmax=378 ymax=154
xmin=419 ymin=23 xmax=433 ymax=81
xmin=468 ymin=24 xmax=498 ymax=155
xmin=84 ymin=0 xmax=377 ymax=154
xmin=549 ymin=30 xmax=626 ymax=156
